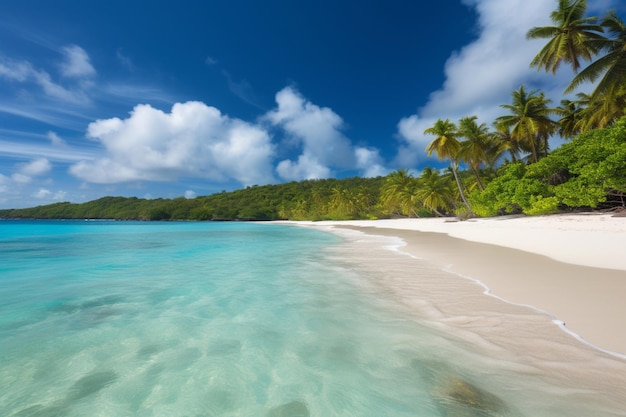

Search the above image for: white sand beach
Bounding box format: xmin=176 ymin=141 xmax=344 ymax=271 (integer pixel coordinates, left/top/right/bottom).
xmin=290 ymin=214 xmax=626 ymax=353
xmin=278 ymin=214 xmax=626 ymax=412
xmin=320 ymin=213 xmax=626 ymax=270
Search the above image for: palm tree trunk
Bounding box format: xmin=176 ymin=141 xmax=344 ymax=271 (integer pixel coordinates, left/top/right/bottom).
xmin=450 ymin=161 xmax=473 ymax=215
xmin=530 ymin=137 xmax=539 ymax=163
xmin=471 ymin=165 xmax=484 ymax=190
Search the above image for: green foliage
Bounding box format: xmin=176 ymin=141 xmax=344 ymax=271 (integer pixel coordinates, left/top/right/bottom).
xmin=525 ymin=196 xmax=561 ymax=215
xmin=470 ymin=118 xmax=626 ymax=215
xmin=0 ymin=177 xmax=386 ymax=221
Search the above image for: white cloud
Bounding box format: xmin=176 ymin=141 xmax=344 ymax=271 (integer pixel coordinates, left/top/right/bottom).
xmin=34 ymin=188 xmax=51 ymax=198
xmin=355 ymin=147 xmax=388 ymax=178
xmin=32 ymin=188 xmax=66 ymax=200
xmin=276 ymin=154 xmax=332 ymax=180
xmin=267 ymin=87 xmax=387 ymax=180
xmin=11 ymin=173 xmax=31 ymax=184
xmin=184 ymin=190 xmax=197 ymax=199
xmin=18 ymin=157 xmax=52 ymax=176
xmin=70 ymin=101 xmax=276 ymax=186
xmin=32 ymin=70 xmax=89 ymax=104
xmin=60 ymin=45 xmax=96 ymax=78
xmin=54 ymin=190 xmax=67 ymax=200
xmin=396 ymin=0 xmax=574 ymax=166
xmin=268 ymin=87 xmax=354 ymax=168
xmin=9 ymin=157 xmax=52 ymax=184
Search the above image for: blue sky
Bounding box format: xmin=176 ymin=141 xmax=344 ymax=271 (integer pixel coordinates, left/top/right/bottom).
xmin=0 ymin=0 xmax=624 ymax=208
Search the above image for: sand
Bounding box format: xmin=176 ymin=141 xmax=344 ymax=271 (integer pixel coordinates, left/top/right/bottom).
xmin=289 ymin=214 xmax=626 ymax=355
xmin=275 ymin=214 xmax=626 ymax=413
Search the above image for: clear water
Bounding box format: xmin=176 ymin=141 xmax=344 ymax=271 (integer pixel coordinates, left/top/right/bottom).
xmin=0 ymin=221 xmax=621 ymax=416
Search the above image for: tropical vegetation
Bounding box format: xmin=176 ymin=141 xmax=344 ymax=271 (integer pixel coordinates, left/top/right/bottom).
xmin=1 ymin=0 xmax=624 ymax=221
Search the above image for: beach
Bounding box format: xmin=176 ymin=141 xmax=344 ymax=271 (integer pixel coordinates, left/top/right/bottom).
xmin=281 ymin=214 xmax=626 ymax=412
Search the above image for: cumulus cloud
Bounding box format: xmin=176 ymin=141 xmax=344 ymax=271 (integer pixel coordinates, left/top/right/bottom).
xmin=354 ymin=147 xmax=388 ymax=178
xmin=395 ymin=0 xmax=569 ymax=165
xmin=184 ymin=190 xmax=197 ymax=199
xmin=267 ymin=87 xmax=386 ymax=180
xmin=70 ymin=101 xmax=276 ymax=185
xmin=276 ymin=154 xmax=332 ymax=180
xmin=8 ymin=157 xmax=52 ymax=184
xmin=10 ymin=158 xmax=51 ymax=184
xmin=60 ymin=45 xmax=96 ymax=78
xmin=18 ymin=157 xmax=52 ymax=176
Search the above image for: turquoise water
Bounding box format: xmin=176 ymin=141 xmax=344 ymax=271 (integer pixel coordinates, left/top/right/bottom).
xmin=0 ymin=221 xmax=621 ymax=416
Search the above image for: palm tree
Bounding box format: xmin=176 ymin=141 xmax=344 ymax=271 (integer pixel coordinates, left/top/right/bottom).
xmin=457 ymin=116 xmax=490 ymax=190
xmin=527 ymin=0 xmax=604 ymax=74
xmin=566 ymin=11 xmax=626 ymax=112
xmin=328 ymin=186 xmax=356 ymax=218
xmin=580 ymin=85 xmax=626 ymax=129
xmin=554 ymin=95 xmax=587 ymax=138
xmin=309 ymin=185 xmax=328 ymax=218
xmin=414 ymin=167 xmax=454 ymax=216
xmin=489 ymin=124 xmax=521 ymax=164
xmin=379 ymin=169 xmax=419 ymax=217
xmin=424 ymin=119 xmax=472 ymax=213
xmin=495 ymin=86 xmax=557 ymax=163
xmin=353 ymin=185 xmax=375 ymax=215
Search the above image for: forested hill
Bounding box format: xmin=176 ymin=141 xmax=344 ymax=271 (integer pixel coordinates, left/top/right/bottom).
xmin=0 ymin=176 xmax=387 ymax=221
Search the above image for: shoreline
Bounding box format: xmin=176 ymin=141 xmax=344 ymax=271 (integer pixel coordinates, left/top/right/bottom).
xmin=281 ymin=215 xmax=626 ymax=412
xmin=277 ymin=214 xmax=626 ymax=357
xmin=297 ymin=218 xmax=626 ymax=412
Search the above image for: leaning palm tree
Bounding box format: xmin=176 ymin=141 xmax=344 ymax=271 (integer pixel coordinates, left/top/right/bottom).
xmin=495 ymin=86 xmax=557 ymax=163
xmin=566 ymin=11 xmax=626 ymax=105
xmin=424 ymin=119 xmax=472 ymax=213
xmin=527 ymin=0 xmax=604 ymax=74
xmin=457 ymin=116 xmax=490 ymax=190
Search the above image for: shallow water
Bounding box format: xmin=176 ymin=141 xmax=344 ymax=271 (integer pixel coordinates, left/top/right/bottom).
xmin=0 ymin=221 xmax=624 ymax=416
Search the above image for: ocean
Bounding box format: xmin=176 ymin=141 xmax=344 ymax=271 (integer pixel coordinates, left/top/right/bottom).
xmin=0 ymin=220 xmax=623 ymax=416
